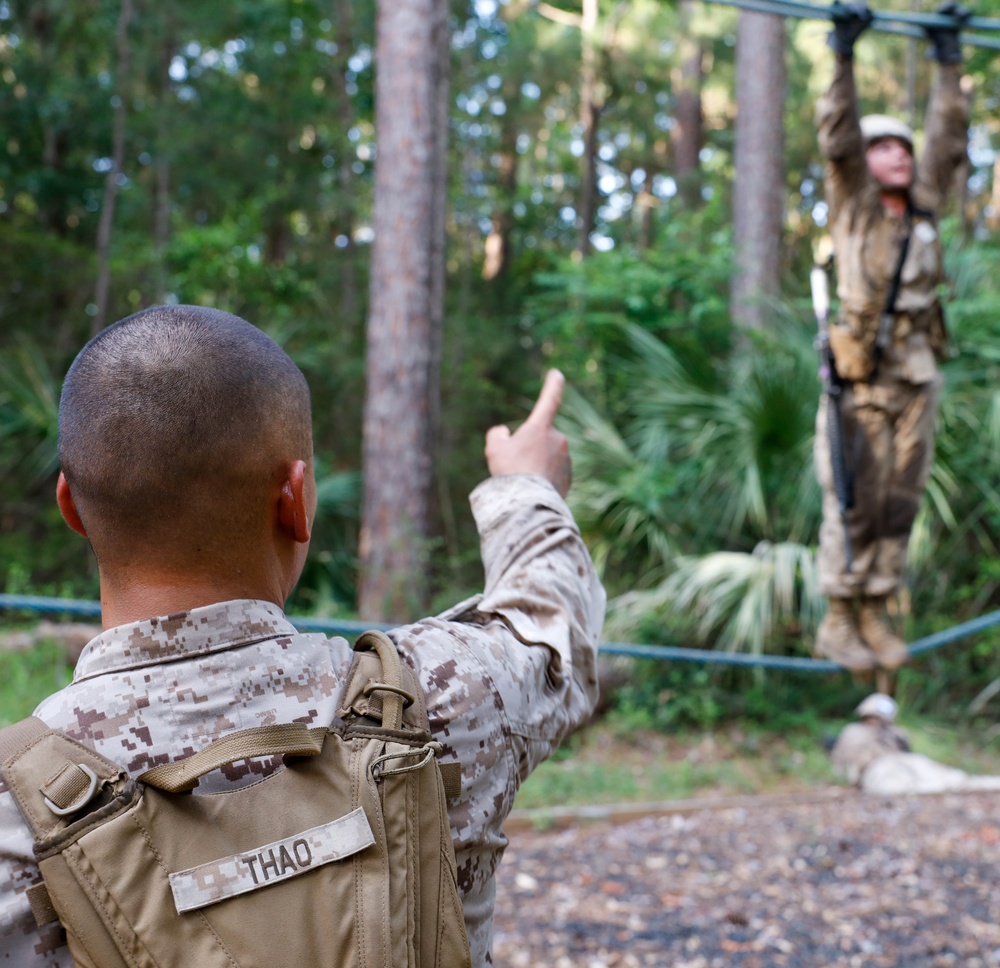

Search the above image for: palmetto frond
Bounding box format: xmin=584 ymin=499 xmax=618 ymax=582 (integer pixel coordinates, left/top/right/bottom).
xmin=560 ymin=385 xmax=678 ymax=579
xmin=0 ymin=340 xmax=61 ymax=485
xmin=625 ymin=322 xmax=819 ymax=543
xmin=606 ymin=540 xmax=822 ymax=655
xmin=314 ymin=469 xmax=360 ymax=520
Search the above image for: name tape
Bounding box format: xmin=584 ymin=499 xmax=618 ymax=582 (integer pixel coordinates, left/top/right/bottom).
xmin=168 ymin=806 xmax=375 ymax=913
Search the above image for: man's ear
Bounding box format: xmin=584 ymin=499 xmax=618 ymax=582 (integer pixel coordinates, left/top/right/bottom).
xmin=277 ymin=460 xmax=312 ymax=545
xmin=56 ymin=472 xmax=88 ymax=538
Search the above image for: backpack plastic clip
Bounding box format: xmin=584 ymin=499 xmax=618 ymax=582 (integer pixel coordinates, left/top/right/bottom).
xmin=42 ymin=762 xmax=101 ymax=817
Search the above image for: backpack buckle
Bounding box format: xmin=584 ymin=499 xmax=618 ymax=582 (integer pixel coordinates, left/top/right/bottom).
xmin=42 ymin=762 xmax=101 ymax=816
xmin=370 ymin=743 xmax=442 ymax=783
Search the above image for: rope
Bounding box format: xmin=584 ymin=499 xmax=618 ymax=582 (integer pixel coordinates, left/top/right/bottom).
xmin=702 ymin=0 xmax=1000 ymax=50
xmin=3 ymin=593 xmax=999 ymax=673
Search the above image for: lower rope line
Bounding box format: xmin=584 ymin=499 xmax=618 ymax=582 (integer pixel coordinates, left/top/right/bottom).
xmin=3 ymin=594 xmax=999 ymax=672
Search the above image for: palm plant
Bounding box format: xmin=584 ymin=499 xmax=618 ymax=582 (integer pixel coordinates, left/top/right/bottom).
xmin=562 ymin=316 xmax=824 ymax=653
xmin=565 ymin=230 xmax=1000 ymax=655
xmin=291 ymin=466 xmax=362 ymax=614
xmin=606 ymin=540 xmax=823 ymax=656
xmin=906 ymin=229 xmax=1000 ymax=607
xmin=0 ymin=339 xmax=61 ymax=489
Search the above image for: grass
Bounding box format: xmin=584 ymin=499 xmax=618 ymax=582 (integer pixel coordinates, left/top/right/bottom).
xmin=514 ymin=713 xmax=1000 ymax=811
xmin=514 ymin=721 xmax=838 ymax=810
xmin=0 ymin=638 xmax=74 ymax=726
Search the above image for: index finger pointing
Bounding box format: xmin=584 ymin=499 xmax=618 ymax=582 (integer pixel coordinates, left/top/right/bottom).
xmin=525 ymin=369 xmax=565 ymax=428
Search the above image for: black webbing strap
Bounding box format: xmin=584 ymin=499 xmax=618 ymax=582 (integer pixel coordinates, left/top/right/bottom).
xmin=871 ymin=207 xmax=913 ymax=380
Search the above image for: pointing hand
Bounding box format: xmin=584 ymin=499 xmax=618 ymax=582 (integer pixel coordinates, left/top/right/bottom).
xmin=485 ymin=370 xmax=572 ymax=497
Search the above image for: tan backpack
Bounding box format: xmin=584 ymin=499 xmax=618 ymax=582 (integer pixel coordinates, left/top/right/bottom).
xmin=0 ymin=630 xmax=472 ymax=968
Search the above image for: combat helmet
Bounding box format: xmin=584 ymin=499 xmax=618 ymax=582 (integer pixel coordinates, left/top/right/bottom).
xmin=855 ymin=692 xmax=898 ymax=723
xmin=860 ymin=114 xmax=914 ymax=152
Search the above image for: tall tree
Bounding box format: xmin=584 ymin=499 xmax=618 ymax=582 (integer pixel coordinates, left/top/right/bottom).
xmin=671 ymin=0 xmax=704 ymax=209
xmin=730 ymin=10 xmax=786 ymax=330
xmin=358 ymin=0 xmax=450 ymax=620
xmin=92 ymin=0 xmax=133 ymax=335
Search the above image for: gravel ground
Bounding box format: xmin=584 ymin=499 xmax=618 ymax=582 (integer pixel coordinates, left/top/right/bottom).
xmin=493 ymin=789 xmax=1000 ymax=967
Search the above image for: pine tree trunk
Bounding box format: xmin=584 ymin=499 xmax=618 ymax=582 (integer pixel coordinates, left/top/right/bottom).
xmin=482 ymin=71 xmax=520 ymax=281
xmin=358 ymin=0 xmax=448 ymax=620
xmin=731 ymin=11 xmax=786 ymax=331
xmin=672 ymin=0 xmax=704 ymax=209
xmin=92 ymin=0 xmax=133 ymax=335
xmin=577 ymin=0 xmax=600 ymax=257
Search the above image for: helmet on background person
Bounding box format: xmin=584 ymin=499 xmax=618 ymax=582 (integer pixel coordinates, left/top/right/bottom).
xmin=860 ymin=114 xmax=914 ymax=153
xmin=855 ymin=692 xmax=899 ymax=723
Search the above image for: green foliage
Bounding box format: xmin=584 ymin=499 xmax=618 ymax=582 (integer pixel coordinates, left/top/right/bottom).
xmin=610 ymin=665 xmax=726 ymax=732
xmin=289 ymin=465 xmax=360 ymax=614
xmin=2 ymin=0 xmax=1000 ymax=739
xmin=0 ymin=338 xmax=60 ymax=487
xmin=0 ymin=640 xmax=74 ymax=727
xmin=606 ymin=660 xmax=868 ymax=733
xmin=529 ymin=216 xmax=734 ymax=410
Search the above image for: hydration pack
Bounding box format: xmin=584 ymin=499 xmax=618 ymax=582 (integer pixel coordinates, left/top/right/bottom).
xmin=0 ymin=630 xmax=471 ymax=968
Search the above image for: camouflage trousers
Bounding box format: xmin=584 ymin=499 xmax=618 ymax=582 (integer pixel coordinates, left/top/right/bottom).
xmin=815 ymin=371 xmax=942 ymax=599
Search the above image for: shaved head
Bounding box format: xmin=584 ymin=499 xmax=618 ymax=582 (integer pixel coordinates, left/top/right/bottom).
xmin=59 ymin=305 xmax=313 ymax=567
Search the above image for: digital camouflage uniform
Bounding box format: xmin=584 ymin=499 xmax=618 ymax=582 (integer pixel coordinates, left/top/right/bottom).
xmin=832 ymin=720 xmax=1000 ymax=795
xmin=0 ymin=474 xmax=606 ymax=968
xmin=815 ymin=58 xmax=968 ymax=600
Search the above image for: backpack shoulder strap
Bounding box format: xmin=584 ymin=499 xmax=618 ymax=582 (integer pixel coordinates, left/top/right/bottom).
xmin=0 ymin=717 xmax=127 ymax=929
xmin=0 ymin=716 xmax=48 ymax=762
xmin=338 ymin=630 xmax=425 ymax=733
xmin=0 ymin=718 xmax=124 ymax=840
xmin=337 ymin=630 xmax=461 ymax=799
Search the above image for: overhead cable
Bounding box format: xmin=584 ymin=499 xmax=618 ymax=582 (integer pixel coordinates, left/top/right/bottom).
xmin=702 ymin=0 xmax=1000 ymax=50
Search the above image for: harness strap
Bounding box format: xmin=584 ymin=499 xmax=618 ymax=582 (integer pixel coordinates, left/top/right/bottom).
xmin=26 ymin=882 xmax=57 ymax=927
xmin=139 ymin=723 xmax=328 ymax=793
xmin=0 ymin=716 xmax=48 ymax=762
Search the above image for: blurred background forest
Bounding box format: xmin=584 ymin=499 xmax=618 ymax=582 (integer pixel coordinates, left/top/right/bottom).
xmin=3 ymin=0 xmax=1000 ymax=732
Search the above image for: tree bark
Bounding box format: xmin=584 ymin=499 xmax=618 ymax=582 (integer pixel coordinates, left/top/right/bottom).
xmin=672 ymin=0 xmax=704 ymax=210
xmin=153 ymin=6 xmax=176 ymax=304
xmin=92 ymin=0 xmax=133 ymax=336
xmin=730 ymin=11 xmax=786 ymax=331
xmin=577 ymin=0 xmax=600 ymax=257
xmin=358 ymin=0 xmax=449 ymax=620
xmin=330 ymin=0 xmax=360 ymax=330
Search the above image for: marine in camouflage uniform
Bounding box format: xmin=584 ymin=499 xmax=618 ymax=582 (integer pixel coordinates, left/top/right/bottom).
xmin=832 ymin=693 xmax=1000 ymax=795
xmin=813 ymin=3 xmax=969 ymax=672
xmin=0 ymin=307 xmax=605 ymax=968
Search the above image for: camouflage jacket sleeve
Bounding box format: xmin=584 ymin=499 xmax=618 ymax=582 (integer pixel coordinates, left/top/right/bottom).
xmin=816 ymin=55 xmax=868 ymax=224
xmin=0 ymin=784 xmax=66 ymax=965
xmin=914 ymin=63 xmax=969 ymax=211
xmin=392 ymin=473 xmax=605 ymax=966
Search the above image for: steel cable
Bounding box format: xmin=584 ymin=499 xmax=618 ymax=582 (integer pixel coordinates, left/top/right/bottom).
xmin=703 ymin=0 xmax=1000 ymax=51
xmin=3 ymin=593 xmax=999 ymax=672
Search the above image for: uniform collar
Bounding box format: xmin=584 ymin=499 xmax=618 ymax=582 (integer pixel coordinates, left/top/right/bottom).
xmin=72 ymin=599 xmax=299 ymax=682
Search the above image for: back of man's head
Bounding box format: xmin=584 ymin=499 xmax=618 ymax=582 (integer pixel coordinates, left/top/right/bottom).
xmin=59 ymin=305 xmax=312 ymax=568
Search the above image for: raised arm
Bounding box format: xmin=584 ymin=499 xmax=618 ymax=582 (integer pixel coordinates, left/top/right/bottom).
xmin=394 ymin=370 xmax=604 ymax=966
xmin=816 ymin=24 xmax=870 ymax=218
xmin=915 ymin=5 xmax=970 ymax=208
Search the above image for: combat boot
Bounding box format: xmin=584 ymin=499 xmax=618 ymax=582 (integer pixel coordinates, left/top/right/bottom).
xmin=859 ymin=598 xmax=910 ymax=670
xmin=815 ymin=598 xmax=876 ymax=671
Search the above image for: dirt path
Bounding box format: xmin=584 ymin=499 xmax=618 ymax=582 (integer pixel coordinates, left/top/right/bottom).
xmin=493 ymin=789 xmax=1000 ymax=967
